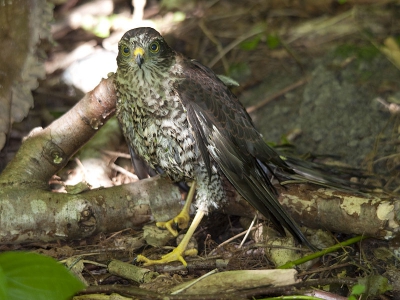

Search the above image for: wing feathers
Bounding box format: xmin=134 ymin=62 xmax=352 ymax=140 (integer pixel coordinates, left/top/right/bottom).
xmin=210 ymin=126 xmax=315 ymax=248
xmin=175 ymin=56 xmax=314 ymax=248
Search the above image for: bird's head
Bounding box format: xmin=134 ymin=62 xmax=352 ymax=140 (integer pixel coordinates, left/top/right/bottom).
xmin=116 ymin=27 xmax=174 ymax=72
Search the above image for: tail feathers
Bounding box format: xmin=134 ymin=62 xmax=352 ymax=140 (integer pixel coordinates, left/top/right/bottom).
xmin=209 ymin=130 xmax=317 ymax=250
xmin=282 ymin=156 xmax=373 ymax=193
xmin=221 ymin=160 xmax=317 ymax=250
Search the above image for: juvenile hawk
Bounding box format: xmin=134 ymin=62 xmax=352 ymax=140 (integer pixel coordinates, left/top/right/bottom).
xmin=115 ymin=27 xmax=315 ymax=265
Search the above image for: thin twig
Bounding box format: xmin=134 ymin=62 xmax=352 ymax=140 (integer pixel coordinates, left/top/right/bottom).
xmin=278 ymin=235 xmax=368 ymax=269
xmin=208 ymin=25 xmax=265 ymax=68
xmin=209 ymin=222 xmax=263 ymax=255
xmin=102 ymin=149 xmax=131 ymax=159
xmin=239 ymin=215 xmax=257 ymax=249
xmin=246 ymin=77 xmax=310 ymax=114
xmin=74 ymin=157 xmax=88 ymax=181
xmin=170 ymin=268 xmax=219 ymax=295
xmin=111 ymin=162 xmax=137 ymax=179
xmin=199 ymin=20 xmax=229 ymax=73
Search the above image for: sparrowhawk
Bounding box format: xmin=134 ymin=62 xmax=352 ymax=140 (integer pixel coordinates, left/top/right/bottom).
xmin=115 ymin=27 xmax=317 ymax=265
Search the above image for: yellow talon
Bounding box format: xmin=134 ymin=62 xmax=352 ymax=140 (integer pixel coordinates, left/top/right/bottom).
xmin=136 ymin=183 xmax=206 ymax=267
xmin=155 ymin=181 xmax=196 ymax=236
xmin=136 ymin=246 xmax=198 ymax=266
xmin=156 ymin=209 xmax=190 ymax=237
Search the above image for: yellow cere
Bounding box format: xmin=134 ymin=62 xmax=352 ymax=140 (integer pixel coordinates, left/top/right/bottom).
xmin=133 ymin=47 xmax=145 ymax=57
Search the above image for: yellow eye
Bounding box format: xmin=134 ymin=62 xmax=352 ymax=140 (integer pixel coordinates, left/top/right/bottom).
xmin=149 ymin=41 xmax=160 ymax=53
xmin=122 ymin=46 xmax=130 ymax=56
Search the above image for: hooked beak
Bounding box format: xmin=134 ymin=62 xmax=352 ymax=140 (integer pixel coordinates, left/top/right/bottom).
xmin=133 ymin=47 xmax=145 ymax=69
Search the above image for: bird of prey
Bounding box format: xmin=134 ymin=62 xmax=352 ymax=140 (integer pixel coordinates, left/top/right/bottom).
xmin=115 ymin=27 xmax=317 ymax=265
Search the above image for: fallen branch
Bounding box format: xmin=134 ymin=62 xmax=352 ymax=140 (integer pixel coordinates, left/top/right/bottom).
xmin=0 ymin=76 xmax=181 ymax=244
xmin=0 ymin=75 xmax=398 ymax=246
xmin=224 ymin=184 xmax=399 ymax=240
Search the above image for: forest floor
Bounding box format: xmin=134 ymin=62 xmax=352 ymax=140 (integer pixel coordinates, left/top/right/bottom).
xmin=1 ymin=0 xmax=400 ymax=299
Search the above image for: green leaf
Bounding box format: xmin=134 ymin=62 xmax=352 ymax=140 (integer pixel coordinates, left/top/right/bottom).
xmin=351 ymin=284 xmax=366 ymax=295
xmin=358 ymin=275 xmax=392 ymax=298
xmin=228 ymin=62 xmax=251 ymax=81
xmin=0 ymin=252 xmax=85 ymax=300
xmin=240 ymin=35 xmax=261 ymax=51
xmin=172 ymin=11 xmax=186 ymax=22
xmin=0 ymin=265 xmax=7 ymax=300
xmin=266 ymin=34 xmax=280 ymax=49
xmin=217 ymin=74 xmax=239 ymax=87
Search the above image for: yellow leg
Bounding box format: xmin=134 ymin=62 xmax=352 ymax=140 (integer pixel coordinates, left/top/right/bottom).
xmin=137 ymin=208 xmax=205 ymax=266
xmin=156 ymin=182 xmax=196 ymax=236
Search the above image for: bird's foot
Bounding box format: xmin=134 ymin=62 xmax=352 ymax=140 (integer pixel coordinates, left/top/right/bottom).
xmin=137 ymin=247 xmax=197 ymax=266
xmin=138 ymin=209 xmax=206 ymax=266
xmin=156 ymin=208 xmax=190 ymax=237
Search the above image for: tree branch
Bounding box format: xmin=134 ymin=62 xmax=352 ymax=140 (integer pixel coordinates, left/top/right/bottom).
xmin=0 ymin=76 xmax=398 ymax=245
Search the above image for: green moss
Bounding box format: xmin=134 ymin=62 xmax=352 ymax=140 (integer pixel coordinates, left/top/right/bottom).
xmin=266 ymin=34 xmax=280 ymax=49
xmin=228 ymin=62 xmax=251 ymax=81
xmin=239 ymin=35 xmax=261 ymax=51
xmin=334 ymin=44 xmax=380 ymax=61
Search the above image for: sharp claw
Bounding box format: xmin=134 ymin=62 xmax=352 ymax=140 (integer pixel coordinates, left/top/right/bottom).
xmin=135 ymin=247 xmax=197 ymax=267
xmin=156 ymin=220 xmax=179 ymax=236
xmin=136 ymin=254 xmax=151 ymax=265
xmin=156 ymin=213 xmax=190 ymax=236
xmin=137 ymin=208 xmax=204 ymax=267
xmin=176 ymin=220 xmax=186 ymax=230
xmin=177 ymin=256 xmax=187 ymax=266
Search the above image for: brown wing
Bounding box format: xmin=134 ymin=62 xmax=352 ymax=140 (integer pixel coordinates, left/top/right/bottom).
xmin=174 ymin=56 xmax=315 ymax=249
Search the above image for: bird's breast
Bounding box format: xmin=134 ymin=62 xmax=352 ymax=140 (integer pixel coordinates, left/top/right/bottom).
xmin=115 ymin=71 xmax=200 ymax=181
